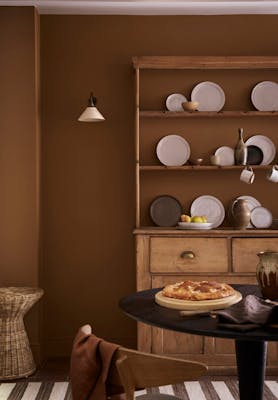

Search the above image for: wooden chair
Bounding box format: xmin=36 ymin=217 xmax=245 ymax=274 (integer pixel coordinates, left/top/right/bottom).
xmin=75 ymin=325 xmax=207 ymax=400
xmin=108 ymin=342 xmax=208 ymax=400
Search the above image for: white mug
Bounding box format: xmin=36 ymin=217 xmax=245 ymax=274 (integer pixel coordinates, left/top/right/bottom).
xmin=240 ymin=166 xmax=255 ymax=184
xmin=210 ymin=155 xmax=221 ymax=166
xmin=267 ymin=164 xmax=278 ymax=183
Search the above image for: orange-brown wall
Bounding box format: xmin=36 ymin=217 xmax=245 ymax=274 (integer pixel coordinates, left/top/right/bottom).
xmin=0 ymin=7 xmax=41 ymax=359
xmin=2 ymin=10 xmax=278 ymax=358
xmin=40 ymin=14 xmax=278 ymax=357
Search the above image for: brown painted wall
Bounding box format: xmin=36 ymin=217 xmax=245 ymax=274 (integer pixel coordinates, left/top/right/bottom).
xmin=0 ymin=7 xmax=41 ymax=358
xmin=40 ymin=14 xmax=278 ymax=357
xmin=2 ymin=8 xmax=278 ymax=359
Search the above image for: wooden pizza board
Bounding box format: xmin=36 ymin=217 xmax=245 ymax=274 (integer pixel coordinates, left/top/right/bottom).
xmin=155 ymin=290 xmax=242 ymax=311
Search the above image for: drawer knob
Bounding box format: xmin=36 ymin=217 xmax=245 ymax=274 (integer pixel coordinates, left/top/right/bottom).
xmin=180 ymin=251 xmax=195 ymax=259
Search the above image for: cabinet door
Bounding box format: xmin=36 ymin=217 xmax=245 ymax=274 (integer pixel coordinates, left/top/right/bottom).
xmin=150 ymin=237 xmax=228 ymax=273
xmin=152 ymin=327 xmax=204 ymax=356
xmin=232 ymin=238 xmax=278 ymax=273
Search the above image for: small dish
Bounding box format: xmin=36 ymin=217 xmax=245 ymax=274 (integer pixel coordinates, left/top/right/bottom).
xmin=189 ymin=158 xmax=203 ymax=165
xmin=166 ymin=93 xmax=187 ymax=112
xmin=215 ymin=146 xmax=235 ymax=166
xmin=178 ymin=222 xmax=213 ymax=230
xmin=182 ymin=101 xmax=199 ymax=111
xmin=250 ymin=206 xmax=273 ymax=228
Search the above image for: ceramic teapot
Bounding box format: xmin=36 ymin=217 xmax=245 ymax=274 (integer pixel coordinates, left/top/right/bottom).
xmin=256 ymin=251 xmax=278 ymax=300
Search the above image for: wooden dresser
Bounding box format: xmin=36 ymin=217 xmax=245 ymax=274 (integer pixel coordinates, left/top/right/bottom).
xmin=135 ymin=228 xmax=278 ymax=373
xmin=133 ymin=56 xmax=278 ymax=373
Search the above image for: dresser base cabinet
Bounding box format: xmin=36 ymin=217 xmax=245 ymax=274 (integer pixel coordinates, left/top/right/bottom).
xmin=135 ymin=230 xmax=278 ymax=373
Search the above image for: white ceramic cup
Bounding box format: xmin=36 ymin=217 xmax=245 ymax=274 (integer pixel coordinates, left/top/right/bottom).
xmin=267 ymin=164 xmax=278 ymax=183
xmin=240 ymin=166 xmax=255 ymax=184
xmin=210 ymin=154 xmax=221 ymax=166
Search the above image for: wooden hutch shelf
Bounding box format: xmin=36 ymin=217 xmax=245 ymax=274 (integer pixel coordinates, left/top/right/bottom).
xmin=140 ymin=165 xmax=274 ymax=171
xmin=133 ymin=55 xmax=278 ymax=374
xmin=140 ymin=110 xmax=278 ymax=118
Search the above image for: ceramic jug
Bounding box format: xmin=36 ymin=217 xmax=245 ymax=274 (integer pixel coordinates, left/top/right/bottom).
xmin=232 ymin=199 xmax=251 ymax=229
xmin=256 ymin=251 xmax=278 ymax=300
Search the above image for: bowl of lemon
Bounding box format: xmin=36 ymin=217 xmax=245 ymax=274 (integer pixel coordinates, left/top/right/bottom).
xmin=178 ymin=214 xmax=213 ymax=230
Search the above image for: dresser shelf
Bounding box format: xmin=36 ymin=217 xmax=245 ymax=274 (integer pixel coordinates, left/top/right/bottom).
xmin=139 ymin=165 xmax=274 ymax=171
xmin=140 ymin=110 xmax=278 ymax=118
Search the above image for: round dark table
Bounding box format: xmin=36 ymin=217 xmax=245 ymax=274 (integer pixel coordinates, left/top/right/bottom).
xmin=119 ymin=284 xmax=278 ymax=400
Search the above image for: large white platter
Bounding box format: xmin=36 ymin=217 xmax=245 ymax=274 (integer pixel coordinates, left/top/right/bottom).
xmin=178 ymin=222 xmax=213 ymax=230
xmin=156 ymin=134 xmax=190 ymax=166
xmin=191 ymin=81 xmax=225 ymax=112
xmin=251 ymin=81 xmax=278 ymax=111
xmin=245 ymin=135 xmax=276 ymax=165
xmin=166 ymin=93 xmax=187 ymax=112
xmin=190 ymin=195 xmax=225 ymax=228
xmin=155 ymin=290 xmax=242 ymax=311
xmin=215 ymin=146 xmax=235 ymax=166
xmin=250 ymin=206 xmax=273 ymax=229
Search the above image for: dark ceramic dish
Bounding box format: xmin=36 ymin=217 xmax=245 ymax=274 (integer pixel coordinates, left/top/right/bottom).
xmin=247 ymin=145 xmax=264 ymax=165
xmin=150 ymin=195 xmax=182 ymax=227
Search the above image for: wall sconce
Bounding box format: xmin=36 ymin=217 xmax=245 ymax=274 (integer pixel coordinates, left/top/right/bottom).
xmin=78 ymin=93 xmax=105 ymax=122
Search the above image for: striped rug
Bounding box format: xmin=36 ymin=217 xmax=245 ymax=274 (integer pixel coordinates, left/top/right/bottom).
xmin=0 ymin=379 xmax=278 ymax=400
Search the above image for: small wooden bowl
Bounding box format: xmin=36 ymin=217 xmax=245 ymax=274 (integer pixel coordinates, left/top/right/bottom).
xmin=182 ymin=101 xmax=199 ymax=111
xmin=189 ymin=158 xmax=203 ymax=166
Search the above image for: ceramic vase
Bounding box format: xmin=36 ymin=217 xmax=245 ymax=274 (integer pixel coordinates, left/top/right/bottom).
xmin=232 ymin=199 xmax=251 ymax=229
xmin=235 ymin=128 xmax=247 ymax=165
xmin=257 ymin=251 xmax=278 ymax=300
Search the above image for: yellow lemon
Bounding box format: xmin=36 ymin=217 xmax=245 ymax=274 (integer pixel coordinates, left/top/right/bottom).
xmin=201 ymin=216 xmax=208 ymax=223
xmin=191 ymin=216 xmax=203 ymax=223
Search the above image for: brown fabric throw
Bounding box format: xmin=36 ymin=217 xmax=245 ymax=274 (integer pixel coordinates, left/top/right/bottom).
xmin=70 ymin=325 xmax=123 ymax=400
xmin=216 ymin=295 xmax=278 ymax=331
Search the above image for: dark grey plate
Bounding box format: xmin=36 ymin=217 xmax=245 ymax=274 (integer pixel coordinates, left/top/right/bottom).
xmin=247 ymin=145 xmax=264 ymax=165
xmin=150 ymin=195 xmax=182 ymax=227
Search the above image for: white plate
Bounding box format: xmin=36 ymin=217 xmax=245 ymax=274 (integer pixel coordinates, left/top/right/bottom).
xmin=190 ymin=195 xmax=225 ymax=228
xmin=178 ymin=222 xmax=213 ymax=230
xmin=215 ymin=146 xmax=235 ymax=166
xmin=234 ymin=195 xmax=261 ymax=228
xmin=245 ymin=135 xmax=276 ymax=165
xmin=251 ymin=81 xmax=278 ymax=111
xmin=191 ymin=81 xmax=225 ymax=112
xmin=250 ymin=206 xmax=273 ymax=228
xmin=166 ymin=93 xmax=187 ymax=112
xmin=156 ymin=135 xmax=190 ymax=166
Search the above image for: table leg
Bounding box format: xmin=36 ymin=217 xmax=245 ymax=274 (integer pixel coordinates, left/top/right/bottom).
xmin=235 ymin=340 xmax=267 ymax=400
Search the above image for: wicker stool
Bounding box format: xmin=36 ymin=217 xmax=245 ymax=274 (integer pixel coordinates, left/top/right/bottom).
xmin=0 ymin=287 xmax=44 ymax=380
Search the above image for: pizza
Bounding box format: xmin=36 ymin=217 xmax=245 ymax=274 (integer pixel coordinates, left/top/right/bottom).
xmin=162 ymin=280 xmax=236 ymax=301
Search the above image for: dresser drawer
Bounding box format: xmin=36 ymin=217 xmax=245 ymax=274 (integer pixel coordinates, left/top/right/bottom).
xmin=232 ymin=238 xmax=278 ymax=273
xmin=150 ymin=237 xmax=228 ymax=273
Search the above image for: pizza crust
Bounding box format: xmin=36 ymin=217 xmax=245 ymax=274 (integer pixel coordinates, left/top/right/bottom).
xmin=162 ymin=280 xmax=236 ymax=301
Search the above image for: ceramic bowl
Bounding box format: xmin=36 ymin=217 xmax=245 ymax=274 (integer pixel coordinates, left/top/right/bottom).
xmin=189 ymin=158 xmax=203 ymax=166
xmin=182 ymin=101 xmax=199 ymax=111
